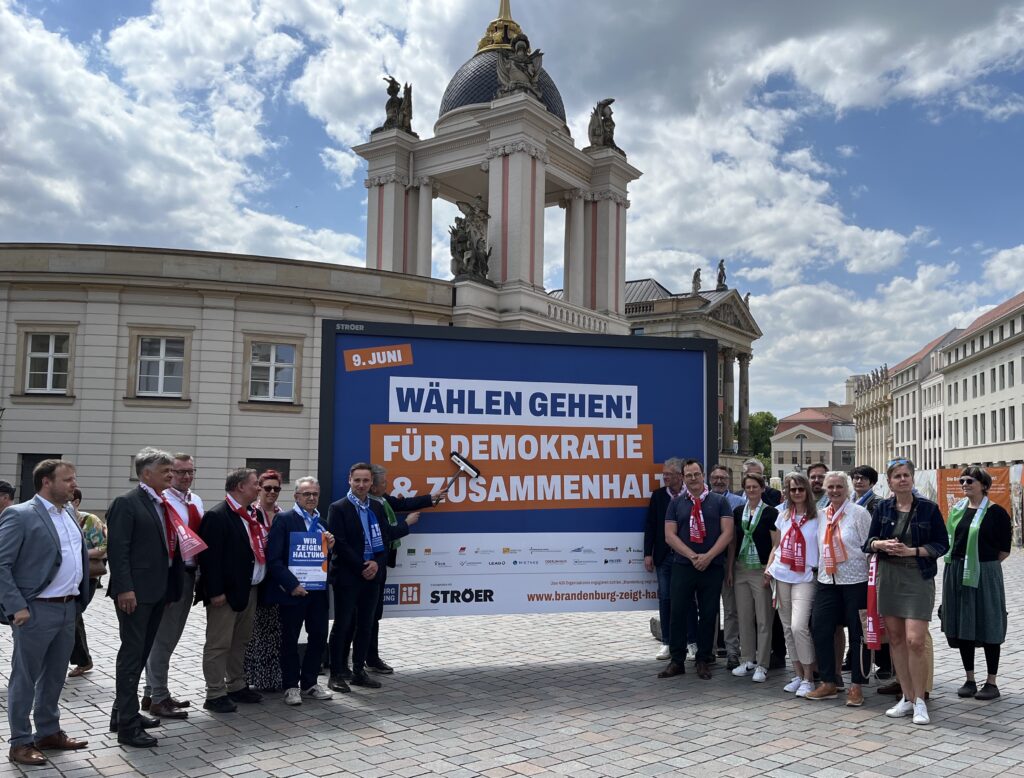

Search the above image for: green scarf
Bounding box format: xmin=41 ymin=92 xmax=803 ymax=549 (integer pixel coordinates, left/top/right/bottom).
xmin=945 ymin=496 xmax=989 ymax=588
xmin=738 ymin=502 xmax=766 ymax=570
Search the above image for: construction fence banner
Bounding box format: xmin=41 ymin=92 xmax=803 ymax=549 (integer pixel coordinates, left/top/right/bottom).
xmin=319 ymin=322 xmax=716 ymax=616
xmin=936 ymin=467 xmax=1013 ymax=517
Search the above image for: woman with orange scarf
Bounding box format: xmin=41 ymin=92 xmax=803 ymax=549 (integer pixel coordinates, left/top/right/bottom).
xmin=804 ymin=472 xmax=872 ymax=705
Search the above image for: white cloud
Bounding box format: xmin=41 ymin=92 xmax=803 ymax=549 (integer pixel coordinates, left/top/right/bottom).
xmin=836 ymin=144 xmax=857 ymax=157
xmin=984 ymin=244 xmax=1024 ymax=289
xmin=320 ymin=147 xmax=362 ymax=189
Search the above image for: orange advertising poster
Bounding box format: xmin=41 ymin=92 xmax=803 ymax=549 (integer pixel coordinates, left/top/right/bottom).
xmin=370 ymin=422 xmax=663 ymax=512
xmin=936 ymin=467 xmax=1012 ymax=517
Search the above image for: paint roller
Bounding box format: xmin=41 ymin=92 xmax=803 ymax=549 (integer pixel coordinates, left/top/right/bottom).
xmin=439 ymin=450 xmax=482 ymax=496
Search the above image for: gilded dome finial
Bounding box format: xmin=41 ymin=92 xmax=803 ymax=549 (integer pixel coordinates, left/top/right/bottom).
xmin=477 ymin=0 xmax=524 ymax=53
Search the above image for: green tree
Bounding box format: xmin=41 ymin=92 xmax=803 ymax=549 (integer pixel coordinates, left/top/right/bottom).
xmin=748 ymin=411 xmax=777 ymax=467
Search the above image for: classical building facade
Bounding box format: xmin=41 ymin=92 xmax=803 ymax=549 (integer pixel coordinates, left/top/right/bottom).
xmin=769 ymin=403 xmax=855 ymax=479
xmin=941 ymin=291 xmax=1024 ymax=467
xmin=853 ymin=368 xmax=892 ymax=474
xmin=0 ymin=3 xmax=764 ymax=506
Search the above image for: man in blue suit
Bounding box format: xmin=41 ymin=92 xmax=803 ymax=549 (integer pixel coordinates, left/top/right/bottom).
xmin=0 ymin=459 xmax=90 ymax=766
xmin=265 ymin=476 xmax=336 ymax=704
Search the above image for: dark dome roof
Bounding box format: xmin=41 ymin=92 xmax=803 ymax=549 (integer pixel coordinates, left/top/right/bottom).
xmin=438 ymin=49 xmax=566 ymax=122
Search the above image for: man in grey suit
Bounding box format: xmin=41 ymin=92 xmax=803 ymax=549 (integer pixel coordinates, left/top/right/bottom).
xmin=0 ymin=459 xmax=90 ymax=766
xmin=106 ymin=447 xmax=184 ymax=748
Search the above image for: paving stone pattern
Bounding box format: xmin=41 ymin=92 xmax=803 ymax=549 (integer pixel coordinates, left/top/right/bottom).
xmin=4 ymin=555 xmax=1024 ymax=777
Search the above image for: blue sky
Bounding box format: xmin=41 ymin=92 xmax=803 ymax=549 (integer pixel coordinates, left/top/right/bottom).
xmin=2 ymin=0 xmax=1024 ymax=416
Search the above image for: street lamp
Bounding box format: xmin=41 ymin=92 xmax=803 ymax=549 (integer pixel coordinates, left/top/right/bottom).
xmin=795 ymin=433 xmax=807 ymax=472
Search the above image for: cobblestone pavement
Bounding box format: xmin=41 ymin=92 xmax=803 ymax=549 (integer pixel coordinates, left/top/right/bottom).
xmin=4 ymin=555 xmax=1024 ymax=777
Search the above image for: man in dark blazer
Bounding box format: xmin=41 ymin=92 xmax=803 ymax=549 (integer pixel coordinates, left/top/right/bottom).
xmin=331 ymin=463 xmax=442 ymax=680
xmin=644 ymin=457 xmax=683 ymax=661
xmin=266 ymin=476 xmax=335 ymax=704
xmin=327 ymin=462 xmax=417 ymax=690
xmin=106 ymin=447 xmax=184 ymax=748
xmin=0 ymin=459 xmax=90 ymax=766
xmin=197 ymin=468 xmax=263 ymax=713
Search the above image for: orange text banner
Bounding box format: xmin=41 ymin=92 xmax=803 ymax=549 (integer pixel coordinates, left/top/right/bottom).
xmin=937 ymin=467 xmax=1012 ymax=516
xmin=344 ymin=343 xmax=413 ymax=372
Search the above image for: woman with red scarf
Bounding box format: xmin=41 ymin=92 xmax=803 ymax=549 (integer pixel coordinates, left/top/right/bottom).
xmin=765 ymin=471 xmax=819 ymax=697
xmin=243 ymin=470 xmax=284 ymax=692
xmin=804 ymin=472 xmax=872 ymax=705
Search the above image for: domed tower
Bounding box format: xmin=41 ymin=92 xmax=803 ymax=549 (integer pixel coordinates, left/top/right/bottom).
xmin=353 ymin=1 xmax=641 ymax=331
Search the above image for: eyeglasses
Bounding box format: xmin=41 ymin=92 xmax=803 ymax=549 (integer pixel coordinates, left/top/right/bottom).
xmin=296 ymin=492 xmax=320 ymax=498
xmin=959 ymin=477 xmax=976 ymax=486
xmin=171 ymin=469 xmax=196 ymax=476
xmin=788 ymin=486 xmax=806 ymax=493
xmin=262 ymin=485 xmax=281 ymax=493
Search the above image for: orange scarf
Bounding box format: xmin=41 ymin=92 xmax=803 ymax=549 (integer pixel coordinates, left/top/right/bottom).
xmin=822 ymin=501 xmax=849 ymax=575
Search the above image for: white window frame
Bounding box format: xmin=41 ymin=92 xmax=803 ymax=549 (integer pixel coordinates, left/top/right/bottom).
xmin=240 ymin=333 xmax=304 ymax=410
xmin=12 ymin=323 xmax=78 ymax=400
xmin=125 ymin=326 xmax=193 ymax=402
xmin=248 ymin=341 xmax=297 ymax=402
xmin=26 ymin=333 xmax=70 ymax=393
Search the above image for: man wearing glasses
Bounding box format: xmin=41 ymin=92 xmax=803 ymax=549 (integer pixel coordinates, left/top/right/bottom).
xmin=265 ymin=477 xmax=336 ymax=704
xmin=142 ymin=454 xmax=202 ymax=719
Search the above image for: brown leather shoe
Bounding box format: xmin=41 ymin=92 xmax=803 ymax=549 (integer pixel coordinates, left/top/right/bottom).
xmin=34 ymin=730 xmax=87 ymax=750
xmin=165 ymin=697 xmax=191 ymax=708
xmin=8 ymin=745 xmax=47 ymax=765
xmin=805 ymin=682 xmax=838 ymax=700
xmin=68 ymin=663 xmax=93 ymax=677
xmin=846 ymin=685 xmax=864 ymax=707
xmin=657 ymin=661 xmax=686 ymax=678
xmin=695 ymin=661 xmax=712 ymax=680
xmin=876 ymin=680 xmax=901 ymax=695
xmin=149 ymin=701 xmax=188 ymax=719
xmin=141 ymin=696 xmax=152 ymax=711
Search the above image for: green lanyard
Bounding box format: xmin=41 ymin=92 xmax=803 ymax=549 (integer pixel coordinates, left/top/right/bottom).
xmin=738 ymin=502 xmax=765 ymax=570
xmin=945 ymin=497 xmax=989 ymax=588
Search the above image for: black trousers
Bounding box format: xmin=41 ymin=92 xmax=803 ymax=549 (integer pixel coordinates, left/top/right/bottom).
xmin=113 ymin=601 xmax=164 ymax=730
xmin=811 ymin=580 xmax=868 ymax=684
xmin=69 ymin=578 xmax=99 ymax=667
xmin=669 ymin=563 xmax=724 ymax=664
xmin=336 ymin=566 xmax=388 ymax=667
xmin=329 ymin=578 xmax=379 ymax=673
xmin=279 ymin=590 xmax=329 ymax=691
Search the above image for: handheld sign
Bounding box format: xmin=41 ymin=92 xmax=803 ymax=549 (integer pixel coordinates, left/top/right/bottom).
xmin=288 ymin=532 xmax=328 ymax=590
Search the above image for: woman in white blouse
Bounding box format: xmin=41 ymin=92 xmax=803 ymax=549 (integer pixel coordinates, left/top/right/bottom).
xmin=803 ymin=472 xmax=873 ymax=706
xmin=765 ymin=471 xmax=819 ymax=697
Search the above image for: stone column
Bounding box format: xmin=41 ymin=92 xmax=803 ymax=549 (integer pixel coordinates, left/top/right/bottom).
xmin=562 ymin=190 xmax=585 ymax=307
xmin=721 ymin=348 xmax=736 ymax=454
xmin=416 ymin=177 xmax=434 ymax=277
xmin=364 ymin=173 xmax=411 ymax=273
xmin=738 ymin=352 xmax=751 ymax=454
xmin=485 ymin=142 xmax=547 ymax=287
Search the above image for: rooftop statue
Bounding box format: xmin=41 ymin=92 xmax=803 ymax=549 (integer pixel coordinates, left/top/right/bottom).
xmin=496 ymin=34 xmax=544 ymax=100
xmin=716 ymin=259 xmax=728 ymax=290
xmin=692 ymin=268 xmax=702 ymax=294
xmin=450 ymin=197 xmax=492 ymax=281
xmin=587 ymin=98 xmax=621 ymax=153
xmin=373 ymin=76 xmax=415 ymax=136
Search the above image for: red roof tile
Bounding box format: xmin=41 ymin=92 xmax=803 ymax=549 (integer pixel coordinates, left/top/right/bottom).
xmin=957 ymin=290 xmax=1024 ymax=342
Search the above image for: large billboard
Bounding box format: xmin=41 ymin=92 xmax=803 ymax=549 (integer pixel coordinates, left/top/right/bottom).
xmin=319 ymin=322 xmax=716 ymax=616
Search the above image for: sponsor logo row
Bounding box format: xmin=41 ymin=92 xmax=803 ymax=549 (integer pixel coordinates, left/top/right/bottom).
xmin=405 ymin=545 xmax=644 ymax=556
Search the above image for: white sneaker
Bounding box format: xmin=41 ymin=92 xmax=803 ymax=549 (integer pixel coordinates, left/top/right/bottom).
xmin=284 ymin=687 xmax=302 ymax=706
xmin=731 ymin=661 xmax=754 ymax=677
xmin=687 ymin=643 xmax=698 ymax=661
xmin=886 ymin=697 xmax=914 ymax=718
xmin=752 ymin=666 xmax=767 ymax=683
xmin=302 ymin=683 xmax=333 ymax=700
xmin=783 ymin=675 xmax=803 ymax=693
xmin=656 ymin=644 xmax=671 ymax=660
xmin=912 ymin=698 xmax=930 ymax=725
xmin=795 ymin=680 xmax=814 ymax=697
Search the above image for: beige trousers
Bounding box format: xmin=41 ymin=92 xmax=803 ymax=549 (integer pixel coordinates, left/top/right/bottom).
xmin=734 ymin=567 xmax=773 ymax=669
xmin=203 ymin=586 xmax=258 ymax=699
xmin=776 ymin=580 xmax=816 ymax=667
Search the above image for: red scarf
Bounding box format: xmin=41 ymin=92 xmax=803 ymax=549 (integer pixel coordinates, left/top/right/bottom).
xmin=779 ymin=513 xmax=808 ymax=573
xmin=185 ymin=494 xmax=203 ymax=533
xmin=159 ymin=497 xmax=179 ymax=560
xmin=822 ymin=501 xmax=849 ymax=575
xmin=229 ymin=498 xmax=266 ymax=564
xmin=865 ymin=554 xmax=885 ymax=649
xmin=688 ymin=486 xmax=710 ymax=543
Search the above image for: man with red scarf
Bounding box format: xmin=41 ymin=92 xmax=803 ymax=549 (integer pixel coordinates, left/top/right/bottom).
xmin=197 ymin=468 xmax=264 ymax=713
xmin=658 ymin=459 xmax=734 ymax=680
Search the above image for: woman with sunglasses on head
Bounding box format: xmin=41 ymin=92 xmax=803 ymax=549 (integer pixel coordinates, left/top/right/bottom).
xmin=940 ymin=466 xmax=1011 ymax=701
xmin=864 ymin=458 xmax=948 ymax=725
xmin=765 ymin=471 xmax=819 ymax=697
xmin=243 ymin=470 xmax=284 ymax=692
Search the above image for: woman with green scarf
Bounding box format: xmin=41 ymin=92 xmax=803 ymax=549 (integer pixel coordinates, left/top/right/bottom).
xmin=729 ymin=472 xmax=778 ymax=684
xmin=940 ymin=466 xmax=1011 ymax=701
